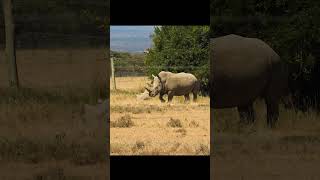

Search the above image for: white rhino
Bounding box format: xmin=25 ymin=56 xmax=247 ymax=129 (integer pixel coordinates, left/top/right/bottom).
xmin=136 ymin=89 xmax=151 ymax=100
xmin=145 ymin=71 xmax=200 ymax=102
xmin=210 ymin=34 xmax=288 ymax=128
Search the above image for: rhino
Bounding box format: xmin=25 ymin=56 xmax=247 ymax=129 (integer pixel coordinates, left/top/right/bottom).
xmin=136 ymin=89 xmax=151 ymax=100
xmin=210 ymin=34 xmax=288 ymax=128
xmin=145 ymin=71 xmax=200 ymax=102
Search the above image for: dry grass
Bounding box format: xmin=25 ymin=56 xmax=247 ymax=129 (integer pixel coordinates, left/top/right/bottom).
xmin=110 ymin=114 xmax=135 ymax=128
xmin=110 ymin=76 xmax=148 ymax=93
xmin=212 ymin=100 xmax=320 ymax=180
xmin=167 ymin=118 xmax=183 ymax=128
xmin=0 ymin=162 xmax=109 ymax=180
xmin=0 ymin=49 xmax=107 ymax=90
xmin=0 ymin=48 xmax=109 ymax=179
xmin=110 ymin=76 xmax=210 ymax=155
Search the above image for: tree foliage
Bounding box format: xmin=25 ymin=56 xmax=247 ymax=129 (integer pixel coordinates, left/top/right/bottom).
xmin=211 ymin=0 xmax=320 ymax=110
xmin=145 ymin=26 xmax=210 ymax=95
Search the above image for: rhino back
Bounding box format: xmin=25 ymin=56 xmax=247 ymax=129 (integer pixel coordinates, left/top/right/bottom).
xmin=165 ymin=73 xmax=198 ymax=95
xmin=211 ymin=34 xmax=280 ymax=108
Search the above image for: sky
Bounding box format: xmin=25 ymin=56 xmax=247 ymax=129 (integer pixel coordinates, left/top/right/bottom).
xmin=110 ymin=26 xmax=155 ymax=53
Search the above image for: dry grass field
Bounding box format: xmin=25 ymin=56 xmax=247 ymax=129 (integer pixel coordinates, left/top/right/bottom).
xmin=110 ymin=76 xmax=210 ymax=155
xmin=0 ymin=49 xmax=107 ymax=90
xmin=212 ymin=100 xmax=320 ymax=180
xmin=0 ymin=49 xmax=109 ymax=180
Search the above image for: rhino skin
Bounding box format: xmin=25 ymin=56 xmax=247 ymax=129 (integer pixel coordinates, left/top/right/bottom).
xmin=145 ymin=71 xmax=200 ymax=102
xmin=210 ymin=34 xmax=288 ymax=128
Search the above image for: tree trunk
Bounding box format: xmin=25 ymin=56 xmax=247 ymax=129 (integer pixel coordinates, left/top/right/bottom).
xmin=2 ymin=0 xmax=19 ymax=88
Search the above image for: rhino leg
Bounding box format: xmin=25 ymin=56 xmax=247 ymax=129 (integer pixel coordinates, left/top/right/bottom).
xmin=184 ymin=94 xmax=190 ymax=102
xmin=193 ymin=92 xmax=198 ymax=102
xmin=237 ymin=103 xmax=255 ymax=124
xmin=266 ymin=99 xmax=279 ymax=128
xmin=192 ymin=81 xmax=200 ymax=102
xmin=159 ymin=92 xmax=166 ymax=103
xmin=168 ymin=91 xmax=174 ymax=102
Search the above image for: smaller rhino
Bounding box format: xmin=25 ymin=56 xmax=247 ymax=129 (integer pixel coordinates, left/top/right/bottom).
xmin=145 ymin=71 xmax=200 ymax=102
xmin=136 ymin=89 xmax=151 ymax=100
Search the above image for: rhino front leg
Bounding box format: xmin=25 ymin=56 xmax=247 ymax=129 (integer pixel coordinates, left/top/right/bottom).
xmin=167 ymin=91 xmax=174 ymax=102
xmin=159 ymin=92 xmax=165 ymax=103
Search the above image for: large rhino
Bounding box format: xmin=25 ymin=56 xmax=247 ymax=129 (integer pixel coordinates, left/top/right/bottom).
xmin=210 ymin=34 xmax=288 ymax=128
xmin=145 ymin=71 xmax=200 ymax=102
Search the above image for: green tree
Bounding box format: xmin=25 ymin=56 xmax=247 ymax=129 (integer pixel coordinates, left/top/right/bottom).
xmin=145 ymin=26 xmax=210 ymax=95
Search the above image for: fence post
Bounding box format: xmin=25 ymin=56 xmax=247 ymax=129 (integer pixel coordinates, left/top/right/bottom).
xmin=111 ymin=57 xmax=116 ymax=90
xmin=2 ymin=0 xmax=19 ymax=89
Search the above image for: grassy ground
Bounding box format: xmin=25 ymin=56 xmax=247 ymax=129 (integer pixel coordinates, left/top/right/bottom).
xmin=110 ymin=76 xmax=210 ymax=155
xmin=212 ymin=100 xmax=320 ymax=179
xmin=0 ymin=49 xmax=107 ymax=89
xmin=0 ymin=49 xmax=109 ymax=180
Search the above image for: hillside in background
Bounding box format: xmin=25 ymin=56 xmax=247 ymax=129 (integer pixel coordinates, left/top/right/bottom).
xmin=110 ymin=26 xmax=154 ymax=52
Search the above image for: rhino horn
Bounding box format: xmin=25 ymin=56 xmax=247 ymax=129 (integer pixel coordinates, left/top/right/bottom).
xmin=152 ymin=74 xmax=156 ymax=78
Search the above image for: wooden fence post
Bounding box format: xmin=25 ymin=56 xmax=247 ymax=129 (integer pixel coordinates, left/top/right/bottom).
xmin=2 ymin=0 xmax=19 ymax=88
xmin=111 ymin=57 xmax=116 ymax=90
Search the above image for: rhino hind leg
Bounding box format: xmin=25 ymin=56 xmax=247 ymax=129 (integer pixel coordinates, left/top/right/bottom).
xmin=192 ymin=92 xmax=198 ymax=102
xmin=192 ymin=81 xmax=200 ymax=102
xmin=265 ymin=99 xmax=279 ymax=128
xmin=237 ymin=103 xmax=255 ymax=124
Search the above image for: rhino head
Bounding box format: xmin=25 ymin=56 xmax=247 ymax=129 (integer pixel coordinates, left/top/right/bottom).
xmin=145 ymin=74 xmax=163 ymax=97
